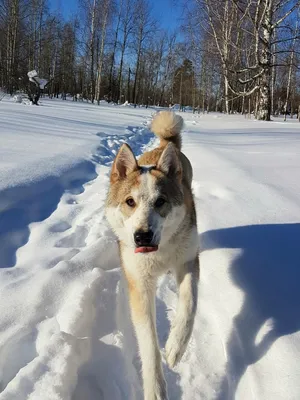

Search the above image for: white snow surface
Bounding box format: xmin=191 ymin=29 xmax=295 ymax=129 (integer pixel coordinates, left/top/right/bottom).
xmin=0 ymin=98 xmax=300 ymax=400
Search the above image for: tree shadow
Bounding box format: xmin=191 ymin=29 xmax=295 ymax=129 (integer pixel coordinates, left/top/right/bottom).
xmin=200 ymin=223 xmax=300 ymax=400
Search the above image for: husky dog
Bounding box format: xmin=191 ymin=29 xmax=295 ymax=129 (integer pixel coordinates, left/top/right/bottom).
xmin=106 ymin=111 xmax=199 ymax=400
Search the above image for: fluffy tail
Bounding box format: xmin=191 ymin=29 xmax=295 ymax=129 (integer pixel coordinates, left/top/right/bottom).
xmin=151 ymin=111 xmax=183 ymax=150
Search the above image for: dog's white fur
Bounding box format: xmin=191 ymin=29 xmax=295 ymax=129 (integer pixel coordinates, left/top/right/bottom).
xmin=106 ymin=111 xmax=199 ymax=400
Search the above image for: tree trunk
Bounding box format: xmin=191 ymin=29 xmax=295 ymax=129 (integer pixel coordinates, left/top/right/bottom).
xmin=258 ymin=71 xmax=271 ymax=121
xmin=224 ymin=76 xmax=230 ymax=114
xmin=118 ymin=41 xmax=126 ymax=102
xmin=6 ymin=0 xmax=19 ymax=94
xmin=126 ymin=67 xmax=131 ymax=102
xmin=284 ymin=15 xmax=298 ymax=121
xmin=117 ymin=0 xmax=133 ymax=103
xmin=179 ymin=71 xmax=183 ymax=110
xmin=133 ymin=39 xmax=142 ymax=105
xmin=284 ymin=49 xmax=295 ymax=121
xmin=108 ymin=0 xmax=123 ymax=101
xmin=223 ymin=0 xmax=231 ymax=114
xmin=89 ymin=0 xmax=96 ymax=103
xmin=95 ymin=0 xmax=110 ymax=104
xmin=257 ymin=3 xmax=272 ymax=121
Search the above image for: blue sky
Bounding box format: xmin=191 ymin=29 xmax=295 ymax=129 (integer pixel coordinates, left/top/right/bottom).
xmin=49 ymin=0 xmax=183 ymax=32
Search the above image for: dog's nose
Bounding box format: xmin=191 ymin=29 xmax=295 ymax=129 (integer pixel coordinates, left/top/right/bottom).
xmin=134 ymin=230 xmax=154 ymax=246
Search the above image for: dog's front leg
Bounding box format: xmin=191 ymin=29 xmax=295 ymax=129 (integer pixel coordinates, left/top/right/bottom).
xmin=165 ymin=256 xmax=199 ymax=368
xmin=125 ymin=271 xmax=168 ymax=400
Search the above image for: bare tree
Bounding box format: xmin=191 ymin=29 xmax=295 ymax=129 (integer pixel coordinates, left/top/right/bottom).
xmin=283 ymin=9 xmax=299 ymax=120
xmin=117 ymin=0 xmax=136 ymax=102
xmin=108 ymin=0 xmax=123 ymax=100
xmin=95 ymin=0 xmax=111 ymax=104
xmin=132 ymin=0 xmax=155 ymax=104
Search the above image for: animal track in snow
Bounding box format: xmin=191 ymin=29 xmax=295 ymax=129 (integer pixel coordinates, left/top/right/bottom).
xmin=49 ymin=221 xmax=71 ymax=233
xmin=55 ymin=225 xmax=88 ymax=248
xmin=48 ymin=248 xmax=80 ymax=269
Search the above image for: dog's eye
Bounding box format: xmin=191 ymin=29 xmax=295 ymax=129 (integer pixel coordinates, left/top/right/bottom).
xmin=155 ymin=197 xmax=166 ymax=208
xmin=126 ymin=197 xmax=136 ymax=207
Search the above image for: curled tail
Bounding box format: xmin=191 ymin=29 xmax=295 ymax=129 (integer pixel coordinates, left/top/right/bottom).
xmin=151 ymin=111 xmax=183 ymax=150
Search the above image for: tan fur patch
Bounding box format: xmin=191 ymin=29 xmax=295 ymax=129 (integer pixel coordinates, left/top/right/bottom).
xmin=139 ymin=148 xmax=193 ymax=189
xmin=138 ymin=148 xmax=164 ymax=166
xmin=119 ymin=245 xmax=144 ymax=321
xmin=124 ymin=270 xmax=146 ymax=322
xmin=106 ymin=170 xmax=140 ymax=210
xmin=107 ymin=154 xmax=196 ymax=228
xmin=151 ymin=111 xmax=183 ymax=150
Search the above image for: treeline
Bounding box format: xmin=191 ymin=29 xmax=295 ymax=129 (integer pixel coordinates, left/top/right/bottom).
xmin=185 ymin=0 xmax=300 ymax=120
xmin=0 ymin=0 xmax=186 ymax=107
xmin=1 ymin=0 xmax=300 ymax=120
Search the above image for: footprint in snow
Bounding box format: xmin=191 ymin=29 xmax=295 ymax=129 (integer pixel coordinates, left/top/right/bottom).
xmin=49 ymin=221 xmax=71 ymax=233
xmin=55 ymin=225 xmax=88 ymax=248
xmin=47 ymin=249 xmax=80 ymax=269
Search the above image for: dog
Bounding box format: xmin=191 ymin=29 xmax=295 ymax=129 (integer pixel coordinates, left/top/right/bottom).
xmin=106 ymin=111 xmax=199 ymax=400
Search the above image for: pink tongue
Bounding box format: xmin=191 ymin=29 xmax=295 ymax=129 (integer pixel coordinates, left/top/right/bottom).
xmin=135 ymin=246 xmax=158 ymax=254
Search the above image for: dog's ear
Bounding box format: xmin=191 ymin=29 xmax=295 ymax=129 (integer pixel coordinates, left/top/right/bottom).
xmin=157 ymin=143 xmax=182 ymax=181
xmin=111 ymin=144 xmax=138 ymax=183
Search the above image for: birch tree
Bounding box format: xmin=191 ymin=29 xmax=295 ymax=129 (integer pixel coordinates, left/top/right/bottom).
xmin=200 ymin=0 xmax=300 ymax=120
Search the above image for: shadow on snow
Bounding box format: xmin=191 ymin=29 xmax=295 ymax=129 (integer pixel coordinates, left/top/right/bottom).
xmin=0 ymin=160 xmax=97 ymax=269
xmin=200 ymin=223 xmax=300 ymax=400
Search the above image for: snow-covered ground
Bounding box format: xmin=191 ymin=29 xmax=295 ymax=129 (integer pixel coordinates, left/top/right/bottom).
xmin=0 ymin=98 xmax=300 ymax=400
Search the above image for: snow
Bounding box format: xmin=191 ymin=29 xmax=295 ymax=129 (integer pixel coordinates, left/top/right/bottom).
xmin=0 ymin=98 xmax=300 ymax=400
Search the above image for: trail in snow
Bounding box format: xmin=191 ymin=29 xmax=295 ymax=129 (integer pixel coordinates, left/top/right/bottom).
xmin=0 ymin=99 xmax=153 ymax=269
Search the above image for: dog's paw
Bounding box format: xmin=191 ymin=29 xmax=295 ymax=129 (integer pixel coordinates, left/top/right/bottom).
xmin=165 ymin=328 xmax=187 ymax=369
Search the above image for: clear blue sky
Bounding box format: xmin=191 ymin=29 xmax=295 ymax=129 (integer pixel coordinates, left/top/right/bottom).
xmin=49 ymin=0 xmax=183 ymax=32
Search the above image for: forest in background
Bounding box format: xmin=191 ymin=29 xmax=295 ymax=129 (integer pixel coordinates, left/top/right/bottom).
xmin=1 ymin=0 xmax=300 ymax=120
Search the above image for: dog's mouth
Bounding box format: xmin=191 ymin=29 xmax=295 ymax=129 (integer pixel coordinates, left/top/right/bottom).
xmin=134 ymin=245 xmax=158 ymax=254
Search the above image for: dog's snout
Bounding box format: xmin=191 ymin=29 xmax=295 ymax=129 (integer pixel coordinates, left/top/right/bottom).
xmin=134 ymin=230 xmax=154 ymax=246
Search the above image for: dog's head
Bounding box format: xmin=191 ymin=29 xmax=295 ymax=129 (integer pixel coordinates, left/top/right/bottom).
xmin=106 ymin=143 xmax=186 ymax=253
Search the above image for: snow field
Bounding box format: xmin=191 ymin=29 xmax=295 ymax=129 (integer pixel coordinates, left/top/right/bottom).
xmin=0 ymin=99 xmax=300 ymax=399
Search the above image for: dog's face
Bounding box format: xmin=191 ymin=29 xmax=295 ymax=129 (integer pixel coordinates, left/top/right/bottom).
xmin=106 ymin=144 xmax=186 ymax=252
